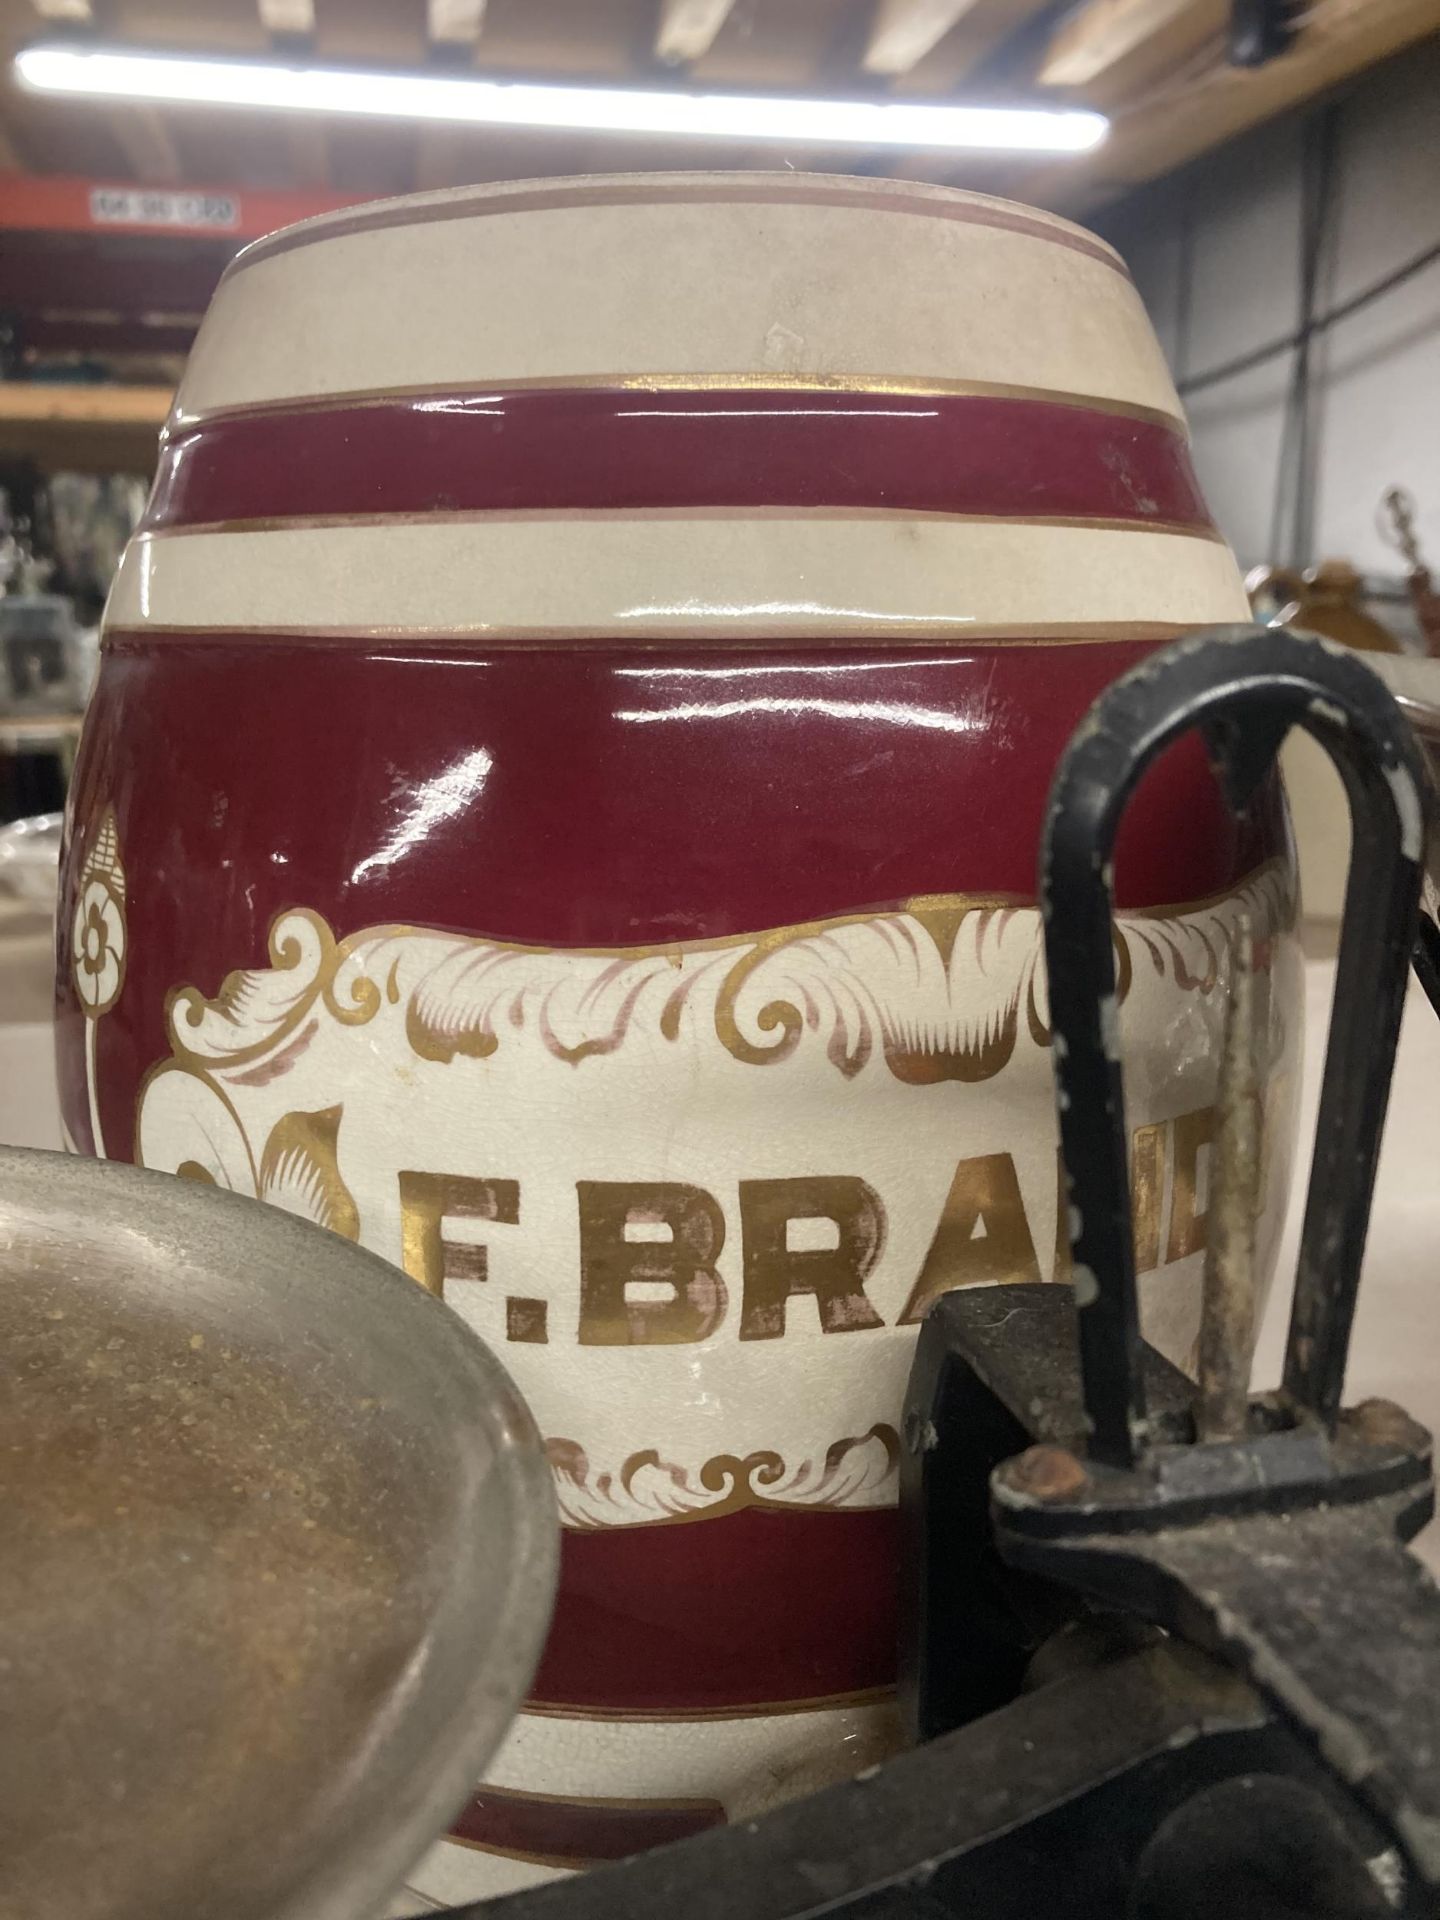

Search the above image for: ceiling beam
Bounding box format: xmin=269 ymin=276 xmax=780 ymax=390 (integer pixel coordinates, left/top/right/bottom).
xmin=257 ymin=0 xmax=316 ymax=37
xmin=107 ymin=107 xmax=181 ymax=184
xmin=862 ymin=0 xmax=979 ymax=76
xmin=1021 ymin=0 xmax=1440 ymax=215
xmin=873 ymin=0 xmax=1055 ymax=93
xmin=655 ymin=0 xmax=737 ymax=66
xmin=427 ymin=0 xmax=487 ymax=54
xmin=1039 ymin=0 xmax=1225 ymax=93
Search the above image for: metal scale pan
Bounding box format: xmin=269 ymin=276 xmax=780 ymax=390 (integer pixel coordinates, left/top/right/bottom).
xmin=0 ymin=1147 xmax=557 ymax=1920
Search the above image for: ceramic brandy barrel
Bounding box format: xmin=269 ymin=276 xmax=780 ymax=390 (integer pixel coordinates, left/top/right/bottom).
xmin=56 ymin=174 xmax=1303 ymax=1901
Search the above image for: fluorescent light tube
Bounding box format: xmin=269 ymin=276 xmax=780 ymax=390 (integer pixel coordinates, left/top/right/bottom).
xmin=15 ymin=44 xmax=1108 ymax=154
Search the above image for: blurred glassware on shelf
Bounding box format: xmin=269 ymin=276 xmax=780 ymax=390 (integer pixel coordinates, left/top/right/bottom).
xmin=0 ymin=811 xmax=62 ymax=908
xmin=45 ymin=472 xmax=149 ymax=622
xmin=70 ymin=623 xmax=99 ymax=705
xmin=0 ymin=591 xmax=86 ymax=714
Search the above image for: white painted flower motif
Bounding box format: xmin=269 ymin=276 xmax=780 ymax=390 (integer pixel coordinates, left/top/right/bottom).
xmin=73 ymin=878 xmax=125 ymax=1015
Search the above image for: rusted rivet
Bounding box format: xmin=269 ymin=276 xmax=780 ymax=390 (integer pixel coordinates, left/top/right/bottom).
xmin=1001 ymin=1444 xmax=1089 ymax=1502
xmin=1343 ymin=1397 xmax=1426 ymax=1452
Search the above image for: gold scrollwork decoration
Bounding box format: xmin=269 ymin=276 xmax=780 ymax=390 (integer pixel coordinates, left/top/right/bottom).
xmin=548 ymin=1425 xmax=904 ymax=1527
xmin=143 ymin=859 xmax=1296 ymax=1109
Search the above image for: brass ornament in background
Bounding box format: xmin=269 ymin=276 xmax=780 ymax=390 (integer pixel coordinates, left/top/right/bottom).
xmin=1246 ymin=559 xmax=1402 ymax=654
xmin=1381 ymin=487 xmax=1440 ymax=657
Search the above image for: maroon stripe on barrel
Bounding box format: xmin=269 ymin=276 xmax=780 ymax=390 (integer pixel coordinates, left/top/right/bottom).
xmin=529 ymin=1506 xmax=898 ymax=1714
xmin=144 ymin=388 xmax=1211 ymax=532
xmin=69 ymin=638 xmax=1289 ymax=1175
xmin=451 ymin=1785 xmax=726 ymax=1867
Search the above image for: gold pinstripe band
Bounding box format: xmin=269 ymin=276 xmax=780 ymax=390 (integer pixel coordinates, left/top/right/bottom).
xmin=225 ymin=176 xmax=1127 ymax=279
xmin=143 ymin=508 xmax=1223 ymax=541
xmin=169 ymin=371 xmax=1185 ymax=437
xmin=517 ymin=1685 xmax=898 ymax=1723
xmin=101 ymin=620 xmax=1217 ymax=651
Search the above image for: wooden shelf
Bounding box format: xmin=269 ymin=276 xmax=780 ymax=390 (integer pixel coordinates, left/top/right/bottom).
xmin=0 ymin=383 xmax=171 ymax=474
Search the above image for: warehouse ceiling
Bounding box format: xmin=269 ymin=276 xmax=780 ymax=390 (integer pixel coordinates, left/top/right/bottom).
xmin=0 ymin=0 xmax=1436 ymax=426
xmin=1 ymin=0 xmax=1437 ymax=213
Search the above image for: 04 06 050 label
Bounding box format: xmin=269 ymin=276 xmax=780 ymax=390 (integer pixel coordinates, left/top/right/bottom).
xmin=126 ymin=868 xmax=1302 ymax=1530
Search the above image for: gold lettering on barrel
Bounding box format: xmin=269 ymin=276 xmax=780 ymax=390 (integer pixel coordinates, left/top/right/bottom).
xmin=398 ymin=1171 xmax=520 ymax=1297
xmin=577 ymin=1182 xmax=728 ymax=1346
xmin=1130 ymin=1121 xmax=1167 ymax=1273
xmin=506 ymin=1297 xmax=549 ymax=1344
xmin=388 ymin=1097 xmax=1246 ymax=1340
xmin=1053 ymin=1127 xmax=1165 ymax=1283
xmin=899 ymin=1152 xmax=1041 ymax=1324
xmin=737 ymin=1177 xmax=886 ymax=1341
xmin=1166 ymin=1106 xmax=1217 ymax=1264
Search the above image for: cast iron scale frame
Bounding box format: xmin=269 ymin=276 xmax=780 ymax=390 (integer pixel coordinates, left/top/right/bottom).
xmin=434 ymin=627 xmax=1440 ymax=1920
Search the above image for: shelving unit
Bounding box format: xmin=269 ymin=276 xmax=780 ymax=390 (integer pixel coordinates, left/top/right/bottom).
xmin=0 ymin=384 xmax=171 ymax=474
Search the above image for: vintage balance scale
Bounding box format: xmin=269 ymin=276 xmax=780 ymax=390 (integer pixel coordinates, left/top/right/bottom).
xmin=10 ymin=177 xmax=1440 ymax=1918
xmin=9 ymin=622 xmax=1440 ymax=1920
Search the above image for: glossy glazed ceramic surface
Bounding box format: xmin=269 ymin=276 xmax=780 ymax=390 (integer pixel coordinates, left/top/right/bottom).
xmin=58 ymin=173 xmax=1302 ymax=1900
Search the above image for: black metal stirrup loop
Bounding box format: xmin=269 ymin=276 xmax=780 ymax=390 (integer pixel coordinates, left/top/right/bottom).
xmin=1041 ymin=624 xmax=1430 ymax=1470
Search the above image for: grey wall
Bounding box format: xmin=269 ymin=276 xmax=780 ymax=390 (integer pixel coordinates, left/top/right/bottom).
xmin=1096 ymin=40 xmax=1440 ymax=577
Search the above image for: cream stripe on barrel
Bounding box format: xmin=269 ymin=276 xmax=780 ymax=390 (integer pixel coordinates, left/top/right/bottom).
xmin=489 ymin=1695 xmax=898 ymax=1810
xmin=172 ymin=173 xmax=1182 ymax=426
xmin=108 ymin=515 xmax=1248 ymax=641
xmin=404 ymin=1695 xmax=901 ymax=1902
